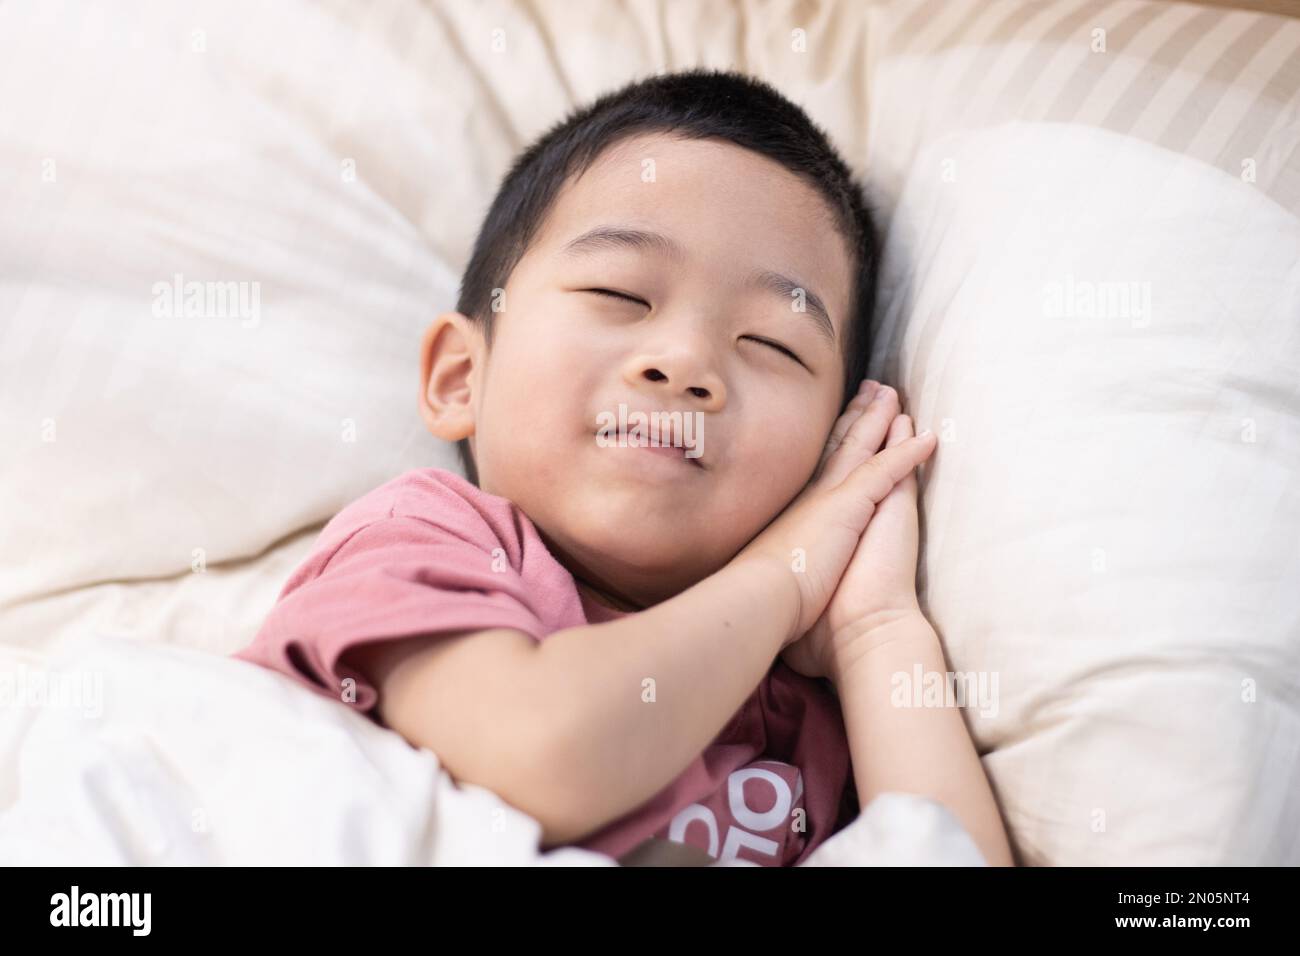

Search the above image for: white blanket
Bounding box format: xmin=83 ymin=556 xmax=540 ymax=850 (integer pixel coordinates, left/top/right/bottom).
xmin=0 ymin=635 xmax=985 ymax=866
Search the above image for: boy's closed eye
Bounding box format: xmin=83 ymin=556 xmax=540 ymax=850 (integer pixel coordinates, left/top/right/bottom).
xmin=580 ymin=286 xmax=648 ymax=306
xmin=577 ymin=287 xmax=806 ymax=366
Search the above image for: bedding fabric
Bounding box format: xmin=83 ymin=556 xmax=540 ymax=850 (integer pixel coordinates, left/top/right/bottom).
xmin=0 ymin=636 xmax=986 ymax=866
xmin=871 ymin=120 xmax=1300 ymax=865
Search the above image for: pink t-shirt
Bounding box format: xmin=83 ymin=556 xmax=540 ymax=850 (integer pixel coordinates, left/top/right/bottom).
xmin=231 ymin=468 xmax=858 ymax=865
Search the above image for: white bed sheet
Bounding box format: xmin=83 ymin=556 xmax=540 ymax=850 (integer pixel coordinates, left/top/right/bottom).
xmin=0 ymin=635 xmax=986 ymax=866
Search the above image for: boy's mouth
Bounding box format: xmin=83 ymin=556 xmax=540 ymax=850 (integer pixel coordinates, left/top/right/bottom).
xmin=595 ymin=426 xmax=706 ymax=470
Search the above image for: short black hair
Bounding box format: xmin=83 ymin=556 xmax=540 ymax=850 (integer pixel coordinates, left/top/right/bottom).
xmin=452 ymin=68 xmax=879 ymax=486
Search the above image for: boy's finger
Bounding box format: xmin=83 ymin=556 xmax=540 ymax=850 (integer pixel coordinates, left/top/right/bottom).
xmin=881 ymin=419 xmax=919 ymax=498
xmin=817 ymin=382 xmax=876 ymax=472
xmin=867 ymin=424 xmax=924 ymax=530
xmin=846 ymin=429 xmax=936 ymax=503
xmin=822 ymin=385 xmax=900 ymax=485
xmin=884 ymin=412 xmax=913 ymax=448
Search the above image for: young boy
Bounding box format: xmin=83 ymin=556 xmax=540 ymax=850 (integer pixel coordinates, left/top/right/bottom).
xmin=232 ymin=69 xmax=1013 ymax=867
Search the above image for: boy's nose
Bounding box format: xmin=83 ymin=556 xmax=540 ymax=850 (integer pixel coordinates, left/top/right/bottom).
xmin=621 ymin=343 xmax=726 ymax=411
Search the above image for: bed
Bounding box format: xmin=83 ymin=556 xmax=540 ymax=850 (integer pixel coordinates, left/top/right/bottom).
xmin=2 ymin=0 xmax=1297 ymax=865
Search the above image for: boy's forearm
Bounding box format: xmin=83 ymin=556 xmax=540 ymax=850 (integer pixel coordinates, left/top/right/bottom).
xmin=830 ymin=615 xmax=1016 ymax=866
xmin=531 ymin=554 xmax=798 ymax=846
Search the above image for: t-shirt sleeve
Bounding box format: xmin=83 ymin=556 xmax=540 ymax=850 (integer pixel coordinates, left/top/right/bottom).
xmin=241 ymin=513 xmax=549 ymax=719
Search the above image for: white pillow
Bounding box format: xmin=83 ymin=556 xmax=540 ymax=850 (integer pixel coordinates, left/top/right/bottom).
xmin=0 ymin=0 xmax=469 ymax=610
xmin=871 ymin=121 xmax=1300 ymax=865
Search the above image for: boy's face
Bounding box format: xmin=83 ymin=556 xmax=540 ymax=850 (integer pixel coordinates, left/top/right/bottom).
xmin=423 ymin=132 xmax=855 ymax=609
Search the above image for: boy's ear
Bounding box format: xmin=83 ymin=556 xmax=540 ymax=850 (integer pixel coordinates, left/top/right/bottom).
xmin=418 ymin=311 xmax=483 ymax=442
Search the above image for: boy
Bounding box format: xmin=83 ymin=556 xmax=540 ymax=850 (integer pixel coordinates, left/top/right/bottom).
xmin=233 ymin=69 xmax=1012 ymax=867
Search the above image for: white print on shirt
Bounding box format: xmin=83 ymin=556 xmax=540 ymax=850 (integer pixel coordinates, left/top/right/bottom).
xmin=664 ymin=760 xmax=805 ymax=865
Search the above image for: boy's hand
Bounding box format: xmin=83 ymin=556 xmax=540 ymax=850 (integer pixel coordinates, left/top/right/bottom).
xmin=735 ymin=381 xmax=935 ymax=643
xmin=780 ymin=409 xmax=932 ymax=680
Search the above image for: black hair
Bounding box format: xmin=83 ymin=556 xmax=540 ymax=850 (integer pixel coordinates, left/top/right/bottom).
xmin=451 ymin=68 xmax=879 ymax=486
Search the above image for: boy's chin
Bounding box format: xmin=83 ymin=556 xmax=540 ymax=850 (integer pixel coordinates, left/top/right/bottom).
xmin=571 ymin=517 xmax=709 ymax=571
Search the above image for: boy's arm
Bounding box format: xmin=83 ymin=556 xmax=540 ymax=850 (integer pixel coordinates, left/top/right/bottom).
xmin=346 ymin=553 xmax=799 ymax=848
xmin=829 ymin=611 xmax=1016 ymax=867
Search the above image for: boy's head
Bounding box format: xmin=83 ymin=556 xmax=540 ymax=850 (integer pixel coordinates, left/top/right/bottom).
xmin=420 ymin=69 xmax=878 ymax=608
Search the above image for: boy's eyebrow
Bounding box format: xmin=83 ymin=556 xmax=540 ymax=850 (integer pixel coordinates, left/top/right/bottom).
xmin=560 ymin=225 xmax=836 ymax=348
xmin=561 ymin=225 xmax=685 ymax=262
xmin=748 ymin=269 xmax=835 ymax=348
